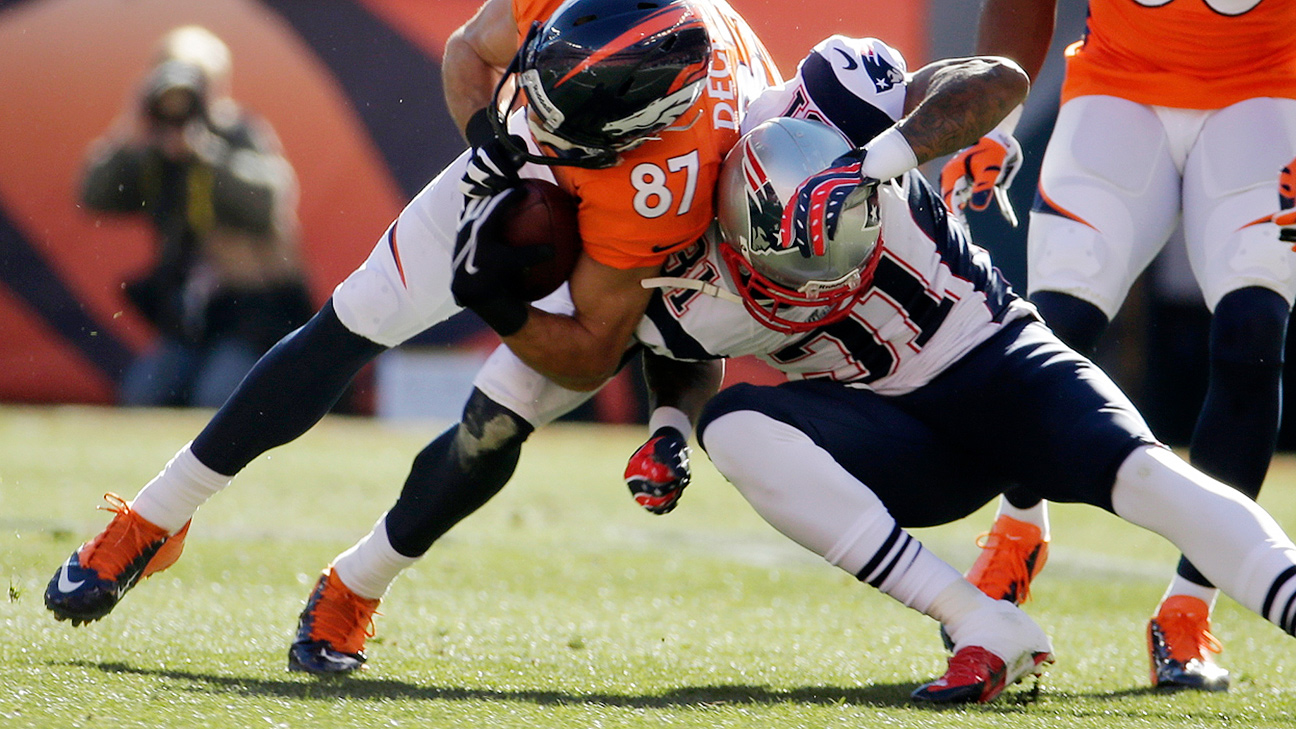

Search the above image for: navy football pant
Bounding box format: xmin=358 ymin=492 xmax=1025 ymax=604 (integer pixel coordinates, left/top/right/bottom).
xmin=697 ymin=319 xmax=1157 ymax=527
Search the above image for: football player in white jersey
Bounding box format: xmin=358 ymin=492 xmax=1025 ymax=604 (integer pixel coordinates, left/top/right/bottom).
xmin=624 ymin=36 xmax=1296 ymax=704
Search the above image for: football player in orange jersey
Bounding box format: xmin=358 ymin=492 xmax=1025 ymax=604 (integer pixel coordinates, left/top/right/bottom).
xmin=447 ymin=0 xmax=777 ymax=391
xmin=42 ymin=0 xmax=779 ymax=677
xmin=940 ymin=0 xmax=1296 ymax=691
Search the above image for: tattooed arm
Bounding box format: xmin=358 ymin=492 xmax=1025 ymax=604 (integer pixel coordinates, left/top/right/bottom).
xmin=897 ymin=57 xmax=1030 ymax=165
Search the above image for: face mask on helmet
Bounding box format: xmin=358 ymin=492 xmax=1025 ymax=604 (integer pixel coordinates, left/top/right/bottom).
xmin=488 ymin=0 xmax=713 ymax=169
xmin=717 ymin=117 xmax=883 ymax=334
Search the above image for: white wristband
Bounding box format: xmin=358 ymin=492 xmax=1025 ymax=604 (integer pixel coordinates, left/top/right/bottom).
xmin=648 ymin=406 xmax=692 ymax=439
xmin=993 ymin=104 xmax=1024 ymax=136
xmin=860 ymin=125 xmax=918 ymax=181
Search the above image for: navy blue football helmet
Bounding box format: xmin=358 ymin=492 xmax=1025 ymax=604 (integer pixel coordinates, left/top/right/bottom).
xmin=489 ymin=0 xmax=713 ymax=168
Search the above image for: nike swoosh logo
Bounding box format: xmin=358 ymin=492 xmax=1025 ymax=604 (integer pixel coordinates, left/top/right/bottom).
xmin=56 ymin=556 xmax=85 ymax=593
xmin=835 ymin=48 xmax=858 ymax=71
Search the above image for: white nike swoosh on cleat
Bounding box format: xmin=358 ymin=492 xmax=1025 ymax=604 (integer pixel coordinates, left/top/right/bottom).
xmin=56 ymin=556 xmax=86 ymax=593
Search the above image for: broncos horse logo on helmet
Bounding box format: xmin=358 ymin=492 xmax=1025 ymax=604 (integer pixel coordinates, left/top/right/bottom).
xmin=717 ymin=117 xmax=883 ymax=333
xmin=489 ymin=0 xmax=713 ymax=169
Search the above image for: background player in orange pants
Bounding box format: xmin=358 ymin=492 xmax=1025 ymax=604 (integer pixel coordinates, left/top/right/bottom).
xmin=940 ymin=0 xmax=1296 ymax=691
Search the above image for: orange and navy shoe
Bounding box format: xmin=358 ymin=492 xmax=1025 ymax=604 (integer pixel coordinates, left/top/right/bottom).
xmin=1148 ymin=595 xmax=1230 ymax=692
xmin=912 ymin=645 xmax=1053 ymax=704
xmin=966 ymin=514 xmax=1050 ymax=604
xmin=941 ymin=514 xmax=1049 ymax=649
xmin=44 ymin=493 xmax=191 ymax=625
xmin=288 ymin=568 xmax=380 ymax=676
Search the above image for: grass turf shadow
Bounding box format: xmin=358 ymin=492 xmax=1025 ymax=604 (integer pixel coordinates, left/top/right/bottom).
xmin=66 ymin=659 xmax=951 ymax=710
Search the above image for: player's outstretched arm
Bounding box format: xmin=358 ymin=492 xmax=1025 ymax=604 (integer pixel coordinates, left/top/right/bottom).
xmin=642 ymin=353 xmax=724 ymax=426
xmin=899 ymin=56 xmax=1030 ymax=167
xmin=624 ymin=355 xmax=724 ymax=514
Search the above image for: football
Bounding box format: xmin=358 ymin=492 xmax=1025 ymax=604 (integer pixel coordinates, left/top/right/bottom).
xmin=499 ymin=179 xmax=582 ymax=301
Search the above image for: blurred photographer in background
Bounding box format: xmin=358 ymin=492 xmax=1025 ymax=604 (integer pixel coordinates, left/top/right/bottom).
xmin=81 ymin=25 xmax=312 ymax=408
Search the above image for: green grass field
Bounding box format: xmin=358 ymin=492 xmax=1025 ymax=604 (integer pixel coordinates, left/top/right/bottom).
xmin=2 ymin=405 xmax=1295 ymax=728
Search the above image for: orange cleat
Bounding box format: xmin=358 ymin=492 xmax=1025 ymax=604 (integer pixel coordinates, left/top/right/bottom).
xmin=288 ymin=568 xmax=381 ymax=675
xmin=1148 ymin=595 xmax=1230 ymax=691
xmin=966 ymin=514 xmax=1049 ymax=605
xmin=940 ymin=515 xmax=1049 ymax=651
xmin=44 ymin=493 xmax=191 ymax=625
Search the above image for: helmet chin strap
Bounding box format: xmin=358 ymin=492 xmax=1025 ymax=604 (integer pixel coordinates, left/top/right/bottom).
xmin=640 ymin=276 xmax=745 ymax=305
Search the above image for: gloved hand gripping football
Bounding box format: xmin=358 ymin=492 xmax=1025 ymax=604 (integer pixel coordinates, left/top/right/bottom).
xmin=451 ymin=134 xmax=553 ymax=336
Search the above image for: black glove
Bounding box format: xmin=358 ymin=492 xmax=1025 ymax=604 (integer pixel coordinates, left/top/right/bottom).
xmin=460 ymin=133 xmax=527 ymax=200
xmin=624 ymin=427 xmax=692 ymax=515
xmin=451 ymin=188 xmax=553 ymax=336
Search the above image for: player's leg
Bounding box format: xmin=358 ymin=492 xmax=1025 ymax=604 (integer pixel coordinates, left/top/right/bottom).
xmin=289 ymin=329 xmax=601 ymax=674
xmin=45 ymin=156 xmax=472 ymax=626
xmin=697 ymin=382 xmax=1052 ymax=704
xmin=1147 ymin=96 xmax=1296 ymax=689
xmin=960 ymin=319 xmax=1296 ymax=689
xmin=1110 ymin=444 xmax=1296 ymax=646
xmin=972 ymin=96 xmax=1184 ymax=612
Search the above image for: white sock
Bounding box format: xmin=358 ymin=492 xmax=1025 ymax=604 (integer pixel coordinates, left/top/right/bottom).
xmin=1160 ymin=578 xmax=1219 ymax=612
xmin=703 ymin=410 xmax=959 ymax=614
xmin=938 ymin=586 xmax=1052 ymax=660
xmin=648 ymin=406 xmax=692 ymax=439
xmin=332 ymin=515 xmax=418 ymax=600
xmin=1112 ymin=445 xmax=1296 ymax=632
xmin=997 ymin=498 xmax=1050 ymax=540
xmin=131 ymin=443 xmax=232 ymax=533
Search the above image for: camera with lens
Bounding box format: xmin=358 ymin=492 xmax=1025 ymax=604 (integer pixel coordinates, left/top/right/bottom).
xmin=143 ymin=59 xmax=208 ymax=127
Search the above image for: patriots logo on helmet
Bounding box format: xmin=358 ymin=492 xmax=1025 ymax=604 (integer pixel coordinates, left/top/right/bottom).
xmin=860 ymin=48 xmax=904 ymax=94
xmin=740 ymin=144 xmax=786 ymax=254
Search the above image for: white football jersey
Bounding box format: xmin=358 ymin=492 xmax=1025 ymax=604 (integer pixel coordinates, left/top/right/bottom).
xmin=744 ymin=36 xmax=908 ymax=146
xmin=634 ymin=38 xmax=1038 ymax=395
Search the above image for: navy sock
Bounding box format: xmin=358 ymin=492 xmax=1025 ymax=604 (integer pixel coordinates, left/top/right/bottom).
xmin=384 ymin=389 xmax=533 ymax=557
xmin=191 ymin=299 xmax=386 ymax=475
xmin=1179 ymin=286 xmax=1291 ymax=587
xmin=1030 ymin=290 xmax=1109 ymax=356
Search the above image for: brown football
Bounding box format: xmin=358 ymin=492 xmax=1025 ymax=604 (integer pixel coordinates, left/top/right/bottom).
xmin=499 ymin=179 xmax=582 ymax=301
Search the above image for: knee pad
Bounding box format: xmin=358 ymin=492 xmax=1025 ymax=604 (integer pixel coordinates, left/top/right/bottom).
xmin=457 ymin=387 xmax=535 ymax=458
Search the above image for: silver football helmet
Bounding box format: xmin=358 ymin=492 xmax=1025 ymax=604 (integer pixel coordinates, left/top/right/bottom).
xmin=717 ymin=117 xmax=882 ymax=333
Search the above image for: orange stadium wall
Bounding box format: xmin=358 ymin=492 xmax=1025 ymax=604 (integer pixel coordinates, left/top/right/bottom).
xmin=0 ymin=0 xmax=927 ymax=406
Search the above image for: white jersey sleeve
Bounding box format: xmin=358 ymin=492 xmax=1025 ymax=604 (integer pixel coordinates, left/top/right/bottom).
xmin=742 ymin=36 xmax=908 ymax=147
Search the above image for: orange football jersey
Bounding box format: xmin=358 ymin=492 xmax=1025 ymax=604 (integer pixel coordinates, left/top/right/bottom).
xmin=1062 ymin=0 xmax=1296 ymax=109
xmin=514 ymin=0 xmax=780 ymax=269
